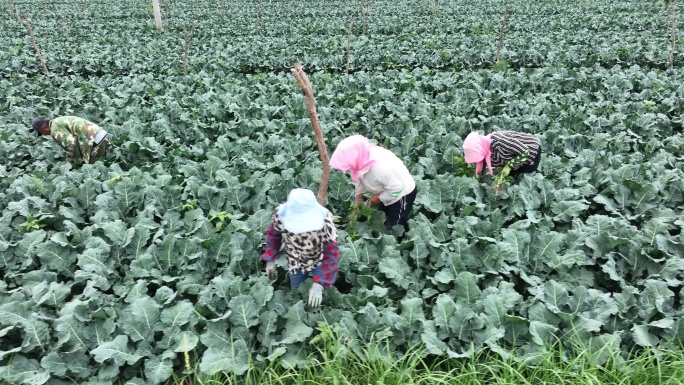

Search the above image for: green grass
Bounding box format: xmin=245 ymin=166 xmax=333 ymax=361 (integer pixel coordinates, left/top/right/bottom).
xmin=161 ymin=325 xmax=684 ymax=385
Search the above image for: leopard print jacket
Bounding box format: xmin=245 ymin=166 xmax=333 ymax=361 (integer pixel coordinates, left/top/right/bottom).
xmin=264 ymin=207 xmax=338 ymax=274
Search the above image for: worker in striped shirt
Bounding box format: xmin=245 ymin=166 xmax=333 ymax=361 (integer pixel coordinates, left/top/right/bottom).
xmin=462 ymin=131 xmax=542 ymax=184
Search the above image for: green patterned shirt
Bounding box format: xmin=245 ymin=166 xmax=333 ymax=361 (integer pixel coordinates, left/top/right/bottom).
xmin=50 ymin=116 xmax=109 ymax=164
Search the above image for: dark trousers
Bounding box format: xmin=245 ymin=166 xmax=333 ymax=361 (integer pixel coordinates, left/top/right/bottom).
xmin=378 ymin=187 xmax=418 ymax=229
xmin=510 ymin=147 xmax=542 ymax=177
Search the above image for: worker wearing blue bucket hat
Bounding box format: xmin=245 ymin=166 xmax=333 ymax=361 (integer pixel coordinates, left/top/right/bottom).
xmin=261 ymin=188 xmax=340 ymax=307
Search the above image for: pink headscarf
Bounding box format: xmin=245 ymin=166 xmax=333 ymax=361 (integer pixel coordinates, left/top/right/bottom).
xmin=329 ymin=135 xmax=377 ymax=182
xmin=463 ymin=132 xmax=493 ymax=176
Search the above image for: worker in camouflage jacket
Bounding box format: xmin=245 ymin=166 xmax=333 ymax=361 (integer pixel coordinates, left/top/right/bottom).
xmin=31 ymin=116 xmax=110 ymax=165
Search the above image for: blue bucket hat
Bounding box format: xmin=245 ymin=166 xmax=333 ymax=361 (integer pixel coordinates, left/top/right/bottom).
xmin=277 ymin=189 xmax=328 ymax=234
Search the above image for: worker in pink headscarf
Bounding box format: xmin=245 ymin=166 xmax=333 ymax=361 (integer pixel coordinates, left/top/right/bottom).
xmin=462 ymin=131 xmax=542 ymax=187
xmin=329 ymin=135 xmax=417 ymax=229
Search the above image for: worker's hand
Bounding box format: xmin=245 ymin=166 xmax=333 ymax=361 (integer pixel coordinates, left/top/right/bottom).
xmin=370 ymin=194 xmax=381 ymax=204
xmin=308 ymin=283 xmax=323 ymax=307
xmin=349 ymin=193 xmax=364 ymax=221
xmin=265 ymin=260 xmax=277 ymax=281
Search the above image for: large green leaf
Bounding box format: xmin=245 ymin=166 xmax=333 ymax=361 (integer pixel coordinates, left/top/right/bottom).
xmin=144 ymin=356 xmax=174 ymax=384
xmin=453 ymin=272 xmax=482 ymax=304
xmin=378 ymin=256 xmax=411 ymax=289
xmin=0 ymin=355 xmax=49 ymax=385
xmin=228 ymin=295 xmax=260 ymax=329
xmin=121 ymin=296 xmax=160 ymax=342
xmin=91 ymin=335 xmax=143 ymax=366
xmin=432 ymin=294 xmax=457 ymax=339
xmin=199 ymin=338 xmax=250 ymax=375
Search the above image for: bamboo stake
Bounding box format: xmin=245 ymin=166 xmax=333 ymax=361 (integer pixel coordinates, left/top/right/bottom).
xmin=183 ymin=23 xmax=195 ymax=74
xmin=70 ymin=0 xmax=87 ymax=20
xmin=360 ymin=0 xmax=366 ymax=35
xmin=346 ymin=16 xmax=355 ymax=75
xmin=17 ymin=14 xmax=49 ymax=76
xmin=255 ymin=0 xmax=262 ymax=36
xmin=669 ymin=1 xmax=677 ymax=67
xmin=152 ymin=0 xmax=162 ymax=29
xmin=496 ymin=5 xmax=509 ymax=63
xmin=7 ymin=0 xmax=18 ymax=20
xmin=290 ymin=63 xmax=330 ymax=205
xmin=163 ymin=0 xmax=170 ymax=37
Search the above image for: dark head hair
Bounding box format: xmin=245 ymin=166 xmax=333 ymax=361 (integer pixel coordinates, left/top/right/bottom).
xmin=31 ymin=117 xmax=51 ymax=136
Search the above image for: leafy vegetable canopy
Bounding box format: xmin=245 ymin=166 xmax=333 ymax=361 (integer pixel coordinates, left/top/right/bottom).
xmin=0 ymin=0 xmax=683 ymax=383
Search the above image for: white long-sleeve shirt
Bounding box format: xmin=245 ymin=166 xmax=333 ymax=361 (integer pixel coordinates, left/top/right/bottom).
xmin=354 ymin=147 xmax=416 ymax=205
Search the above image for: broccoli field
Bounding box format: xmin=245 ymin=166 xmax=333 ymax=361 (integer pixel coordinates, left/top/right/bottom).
xmin=1 ymin=0 xmax=683 ymax=383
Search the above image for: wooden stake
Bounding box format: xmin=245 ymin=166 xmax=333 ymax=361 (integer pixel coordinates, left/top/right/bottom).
xmin=360 ymin=0 xmax=366 ymax=35
xmin=669 ymin=1 xmax=677 ymax=67
xmin=255 ymin=0 xmax=263 ymax=36
xmin=183 ymin=23 xmax=195 ymax=74
xmin=346 ymin=16 xmax=355 ymax=75
xmin=7 ymin=0 xmax=18 ymax=20
xmin=290 ymin=63 xmax=330 ymax=205
xmin=70 ymin=0 xmax=87 ymax=20
xmin=435 ymin=0 xmax=439 ymax=14
xmin=163 ymin=0 xmax=170 ymax=37
xmin=17 ymin=14 xmax=49 ymax=76
xmin=496 ymin=5 xmax=508 ymax=63
xmin=152 ymin=0 xmax=162 ymax=29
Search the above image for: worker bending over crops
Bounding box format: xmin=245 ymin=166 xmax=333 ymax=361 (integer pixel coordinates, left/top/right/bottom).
xmin=462 ymin=131 xmax=542 ymax=189
xmin=330 ymin=134 xmax=417 ymax=230
xmin=31 ymin=116 xmax=109 ymax=166
xmin=261 ymin=188 xmax=340 ymax=308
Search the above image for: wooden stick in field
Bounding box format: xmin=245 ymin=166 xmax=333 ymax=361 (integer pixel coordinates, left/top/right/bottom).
xmin=435 ymin=0 xmax=439 ymax=15
xmin=496 ymin=5 xmax=508 ymax=63
xmin=7 ymin=0 xmax=19 ymax=20
xmin=183 ymin=23 xmax=195 ymax=74
xmin=255 ymin=0 xmax=263 ymax=36
xmin=669 ymin=2 xmax=677 ymax=67
xmin=346 ymin=16 xmax=355 ymax=75
xmin=152 ymin=0 xmax=162 ymax=29
xmin=70 ymin=0 xmax=87 ymax=20
xmin=17 ymin=14 xmax=49 ymax=76
xmin=360 ymin=0 xmax=366 ymax=35
xmin=290 ymin=63 xmax=330 ymax=205
xmin=163 ymin=0 xmax=170 ymax=37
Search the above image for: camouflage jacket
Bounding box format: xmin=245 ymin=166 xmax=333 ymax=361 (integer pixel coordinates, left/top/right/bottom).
xmin=50 ymin=116 xmax=109 ymax=164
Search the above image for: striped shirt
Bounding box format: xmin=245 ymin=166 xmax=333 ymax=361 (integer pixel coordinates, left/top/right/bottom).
xmin=490 ymin=131 xmax=540 ymax=169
